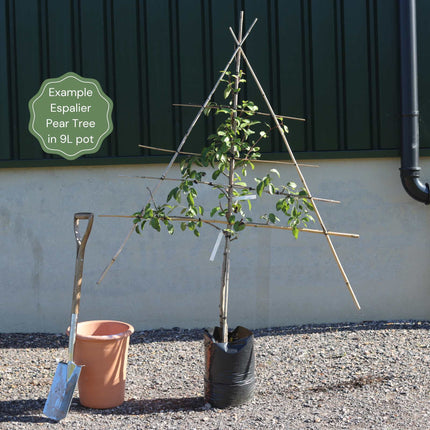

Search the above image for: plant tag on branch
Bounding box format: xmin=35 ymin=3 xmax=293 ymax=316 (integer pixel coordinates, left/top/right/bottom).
xmin=233 ymin=195 xmax=256 ymax=202
xmin=209 ymin=231 xmax=224 ymax=261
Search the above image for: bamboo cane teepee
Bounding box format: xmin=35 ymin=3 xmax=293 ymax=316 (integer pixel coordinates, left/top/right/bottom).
xmin=98 ymin=13 xmax=360 ymax=318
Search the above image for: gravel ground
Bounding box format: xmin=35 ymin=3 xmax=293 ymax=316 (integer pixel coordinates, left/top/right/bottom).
xmin=1 ymin=320 xmax=430 ymax=429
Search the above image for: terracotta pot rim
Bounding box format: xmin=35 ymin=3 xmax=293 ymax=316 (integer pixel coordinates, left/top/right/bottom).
xmin=68 ymin=320 xmax=134 ymax=341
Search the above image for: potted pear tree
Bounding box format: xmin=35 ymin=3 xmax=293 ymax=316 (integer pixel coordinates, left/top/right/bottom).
xmin=132 ymin=70 xmax=315 ymax=408
xmin=97 ymin=12 xmax=359 ymax=408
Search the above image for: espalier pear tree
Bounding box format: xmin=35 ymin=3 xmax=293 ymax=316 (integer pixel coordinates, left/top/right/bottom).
xmin=133 ymin=72 xmax=315 ymax=343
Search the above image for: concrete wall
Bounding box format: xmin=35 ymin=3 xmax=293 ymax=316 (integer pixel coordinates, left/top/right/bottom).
xmin=1 ymin=157 xmax=429 ymax=333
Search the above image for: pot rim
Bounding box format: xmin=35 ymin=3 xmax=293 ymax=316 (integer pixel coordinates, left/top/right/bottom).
xmin=67 ymin=319 xmax=134 ymax=341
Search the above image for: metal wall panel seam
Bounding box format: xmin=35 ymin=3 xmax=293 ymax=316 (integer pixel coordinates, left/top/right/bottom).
xmin=367 ymin=0 xmax=380 ymax=151
xmin=104 ymin=0 xmax=117 ymax=156
xmin=136 ymin=0 xmax=150 ymax=157
xmin=8 ymin=0 xmax=19 ymax=159
xmin=301 ymin=0 xmax=314 ymax=153
xmin=334 ymin=0 xmax=346 ymax=151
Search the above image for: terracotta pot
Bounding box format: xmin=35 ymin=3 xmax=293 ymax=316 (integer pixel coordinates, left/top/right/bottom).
xmin=69 ymin=320 xmax=134 ymax=409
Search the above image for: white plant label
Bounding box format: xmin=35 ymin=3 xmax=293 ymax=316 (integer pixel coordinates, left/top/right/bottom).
xmin=209 ymin=231 xmax=224 ymax=261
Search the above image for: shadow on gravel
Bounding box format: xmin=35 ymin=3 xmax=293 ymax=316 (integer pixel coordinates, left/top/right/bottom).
xmin=0 ymin=333 xmax=68 ymax=349
xmin=2 ymin=321 xmax=430 ymax=349
xmin=0 ymin=396 xmax=205 ymax=422
xmin=0 ymin=398 xmax=52 ymax=424
xmin=253 ymin=320 xmax=430 ymax=338
xmin=75 ymin=396 xmax=205 ymax=415
xmin=0 ymin=329 xmax=205 ymax=349
xmin=130 ymin=329 xmax=204 ymax=345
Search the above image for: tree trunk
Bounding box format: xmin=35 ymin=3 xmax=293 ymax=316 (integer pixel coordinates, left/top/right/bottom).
xmin=218 ymin=13 xmax=243 ymax=344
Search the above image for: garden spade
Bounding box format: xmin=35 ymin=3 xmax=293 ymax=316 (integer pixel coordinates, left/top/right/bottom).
xmin=43 ymin=212 xmax=94 ymax=421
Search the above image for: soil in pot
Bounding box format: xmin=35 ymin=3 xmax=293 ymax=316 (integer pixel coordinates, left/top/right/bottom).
xmin=204 ymin=326 xmax=255 ymax=408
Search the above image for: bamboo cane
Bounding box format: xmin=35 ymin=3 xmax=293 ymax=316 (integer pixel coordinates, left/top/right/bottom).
xmin=138 ymin=144 xmax=197 ymax=156
xmin=240 ymin=158 xmax=319 ymax=168
xmin=118 ymin=174 xmax=341 ymax=204
xmin=230 ymin=29 xmax=361 ymax=310
xmin=172 ymin=103 xmax=306 ymax=122
xmin=138 ymin=144 xmax=319 ymax=168
xmin=99 ymin=215 xmax=359 ymax=239
xmin=97 ymin=18 xmax=258 ymax=284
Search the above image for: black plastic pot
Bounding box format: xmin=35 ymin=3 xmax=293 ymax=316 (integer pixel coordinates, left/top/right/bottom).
xmin=204 ymin=326 xmax=255 ymax=408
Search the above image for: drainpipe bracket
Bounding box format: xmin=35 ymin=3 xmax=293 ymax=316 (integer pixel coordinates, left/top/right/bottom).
xmin=400 ymin=166 xmax=421 ymax=178
xmin=401 ymin=110 xmax=419 ymax=117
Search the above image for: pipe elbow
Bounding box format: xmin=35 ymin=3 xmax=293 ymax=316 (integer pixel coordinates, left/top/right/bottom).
xmin=400 ymin=169 xmax=430 ymax=204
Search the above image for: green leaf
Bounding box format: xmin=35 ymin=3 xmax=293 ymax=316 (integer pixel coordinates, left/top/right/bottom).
xmin=268 ymin=183 xmax=275 ymax=195
xmin=270 ymin=168 xmax=280 ymax=178
xmin=212 ymin=170 xmax=221 ymax=180
xmin=203 ymin=103 xmax=214 ymax=116
xmin=233 ymin=221 xmax=246 ymax=232
xmin=150 ymin=217 xmax=161 ymax=232
xmin=292 ymin=227 xmax=299 ymax=239
xmin=256 ymin=181 xmax=265 ymax=197
xmin=187 ymin=206 xmax=197 ymax=217
xmin=144 ymin=207 xmax=153 ymax=218
xmin=268 ymin=213 xmax=279 ymax=224
xmin=303 ymin=200 xmax=314 ymax=211
xmin=180 ymin=222 xmax=187 ymax=231
xmin=187 ymin=193 xmax=195 ymax=206
xmin=167 ymin=187 xmax=179 ymax=202
xmin=194 ymin=229 xmax=200 ymax=237
xmin=224 ymin=86 xmax=232 ymax=99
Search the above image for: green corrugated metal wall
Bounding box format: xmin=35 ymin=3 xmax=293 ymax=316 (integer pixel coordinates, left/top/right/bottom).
xmin=1 ymin=0 xmax=430 ymax=167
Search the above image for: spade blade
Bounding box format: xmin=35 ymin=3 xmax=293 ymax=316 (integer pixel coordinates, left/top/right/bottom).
xmin=43 ymin=361 xmax=81 ymax=421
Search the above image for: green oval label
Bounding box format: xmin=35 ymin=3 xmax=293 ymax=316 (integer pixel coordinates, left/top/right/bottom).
xmin=28 ymin=72 xmax=113 ymax=160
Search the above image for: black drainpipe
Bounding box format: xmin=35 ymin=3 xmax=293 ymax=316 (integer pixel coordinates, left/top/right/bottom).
xmin=399 ymin=0 xmax=430 ymax=204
